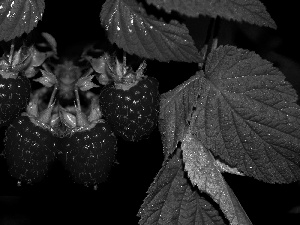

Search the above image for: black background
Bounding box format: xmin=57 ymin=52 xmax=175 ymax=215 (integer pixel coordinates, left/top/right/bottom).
xmin=1 ymin=0 xmax=300 ymax=224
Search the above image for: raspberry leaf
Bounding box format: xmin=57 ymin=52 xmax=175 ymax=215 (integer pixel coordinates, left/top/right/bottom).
xmin=100 ymin=0 xmax=201 ymax=62
xmin=181 ymin=130 xmax=252 ymax=225
xmin=146 ymin=0 xmax=276 ymax=29
xmin=159 ymin=71 xmax=206 ymax=156
xmin=0 ymin=0 xmax=45 ymax=41
xmin=138 ymin=150 xmax=227 ymax=225
xmin=192 ymin=45 xmax=300 ymax=183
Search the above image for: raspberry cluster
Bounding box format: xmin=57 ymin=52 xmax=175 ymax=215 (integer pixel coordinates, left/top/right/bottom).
xmin=0 ymin=34 xmax=159 ymax=189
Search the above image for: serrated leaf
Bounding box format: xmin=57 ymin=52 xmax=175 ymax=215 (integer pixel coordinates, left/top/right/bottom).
xmin=0 ymin=0 xmax=45 ymax=41
xmin=100 ymin=0 xmax=201 ymax=62
xmin=159 ymin=71 xmax=206 ymax=157
xmin=138 ymin=150 xmax=227 ymax=225
xmin=182 ymin=129 xmax=252 ymax=225
xmin=146 ymin=0 xmax=276 ymax=29
xmin=191 ymin=45 xmax=300 ymax=183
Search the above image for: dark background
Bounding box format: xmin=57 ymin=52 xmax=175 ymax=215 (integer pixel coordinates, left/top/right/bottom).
xmin=1 ymin=0 xmax=300 ymax=224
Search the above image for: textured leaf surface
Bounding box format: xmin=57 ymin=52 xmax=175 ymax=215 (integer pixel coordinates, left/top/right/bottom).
xmin=138 ymin=150 xmax=226 ymax=225
xmin=146 ymin=0 xmax=276 ymax=29
xmin=182 ymin=129 xmax=252 ymax=225
xmin=191 ymin=45 xmax=300 ymax=183
xmin=100 ymin=0 xmax=201 ymax=62
xmin=159 ymin=71 xmax=206 ymax=156
xmin=0 ymin=0 xmax=45 ymax=41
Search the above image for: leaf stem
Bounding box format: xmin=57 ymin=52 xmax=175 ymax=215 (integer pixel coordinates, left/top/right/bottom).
xmin=8 ymin=42 xmax=15 ymax=64
xmin=201 ymin=17 xmax=220 ymax=70
xmin=74 ymin=88 xmax=82 ymax=112
xmin=48 ymin=85 xmax=58 ymax=108
xmin=123 ymin=51 xmax=127 ymax=74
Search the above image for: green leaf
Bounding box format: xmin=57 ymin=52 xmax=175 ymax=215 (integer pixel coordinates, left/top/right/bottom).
xmin=146 ymin=0 xmax=276 ymax=29
xmin=138 ymin=150 xmax=227 ymax=225
xmin=182 ymin=129 xmax=252 ymax=225
xmin=0 ymin=0 xmax=45 ymax=41
xmin=159 ymin=71 xmax=206 ymax=156
xmin=191 ymin=45 xmax=300 ymax=183
xmin=100 ymin=0 xmax=201 ymax=62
